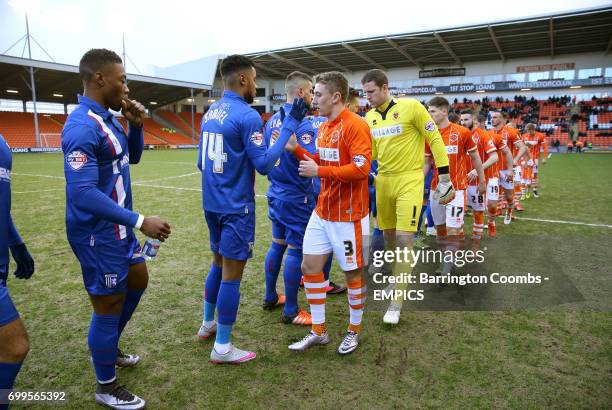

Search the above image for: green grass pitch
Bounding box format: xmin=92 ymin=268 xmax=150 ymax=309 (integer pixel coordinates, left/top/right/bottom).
xmin=6 ymin=150 xmax=612 ymax=408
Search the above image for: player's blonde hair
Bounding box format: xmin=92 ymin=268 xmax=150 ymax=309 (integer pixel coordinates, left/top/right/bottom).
xmin=525 ymin=123 xmax=536 ymax=131
xmin=314 ymin=71 xmax=349 ymax=103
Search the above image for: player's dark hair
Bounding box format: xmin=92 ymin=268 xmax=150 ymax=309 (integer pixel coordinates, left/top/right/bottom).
xmin=460 ymin=108 xmax=475 ymax=116
xmin=220 ymin=54 xmax=255 ymax=81
xmin=314 ymin=71 xmax=349 ymax=103
xmin=428 ymin=96 xmax=450 ymax=110
xmin=79 ymin=48 xmax=123 ymax=83
xmin=448 ymin=112 xmax=460 ymax=124
xmin=477 ymin=114 xmax=486 ymax=123
xmin=348 ymin=87 xmax=361 ymax=101
xmin=361 ymin=69 xmax=388 ymax=87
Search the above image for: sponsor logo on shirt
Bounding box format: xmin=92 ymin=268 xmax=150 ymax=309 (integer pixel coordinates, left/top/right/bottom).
xmin=0 ymin=167 xmax=10 ymax=182
xmin=301 ymin=133 xmax=313 ymax=145
xmin=353 ymin=154 xmax=366 ymax=168
xmin=66 ymin=150 xmax=88 ymax=170
xmin=104 ymin=273 xmax=118 ymax=289
xmin=425 ymin=121 xmax=435 ymax=132
xmin=370 ymin=125 xmax=403 ymax=139
xmin=319 ymin=147 xmax=340 ymax=162
xmin=250 ymin=131 xmax=264 ymax=146
xmin=446 ymin=145 xmax=458 ymax=154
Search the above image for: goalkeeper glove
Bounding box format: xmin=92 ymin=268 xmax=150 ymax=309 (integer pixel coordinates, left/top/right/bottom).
xmin=10 ymin=243 xmax=35 ymax=279
xmin=433 ymin=173 xmax=455 ymax=205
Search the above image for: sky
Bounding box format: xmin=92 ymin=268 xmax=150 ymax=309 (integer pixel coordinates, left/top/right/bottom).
xmin=0 ymin=0 xmax=610 ymax=75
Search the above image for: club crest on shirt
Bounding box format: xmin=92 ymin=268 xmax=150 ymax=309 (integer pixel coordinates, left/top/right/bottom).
xmin=449 ymin=133 xmax=458 ymax=143
xmin=250 ymin=131 xmax=264 ymax=146
xmin=393 ymin=111 xmax=400 ymax=120
xmin=66 ymin=150 xmax=88 ymax=170
xmin=353 ymin=154 xmax=366 ymax=168
xmin=425 ymin=121 xmax=435 ymax=132
xmin=330 ymin=130 xmax=340 ymax=144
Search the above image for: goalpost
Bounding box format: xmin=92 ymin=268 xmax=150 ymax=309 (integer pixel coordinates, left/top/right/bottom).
xmin=40 ymin=133 xmax=62 ymax=148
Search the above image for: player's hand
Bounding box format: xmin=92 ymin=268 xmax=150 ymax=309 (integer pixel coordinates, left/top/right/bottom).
xmin=298 ymin=155 xmax=318 ymax=177
xmin=10 ymin=243 xmax=35 ymax=280
xmin=140 ymin=216 xmax=171 ymax=242
xmin=122 ymin=98 xmax=145 ymax=128
xmin=467 ymin=169 xmax=478 ymax=182
xmin=287 ymin=98 xmax=308 ymax=123
xmin=478 ymin=180 xmax=486 ymax=195
xmin=285 ymin=133 xmax=297 ymax=152
xmin=432 ymin=173 xmax=455 ymax=205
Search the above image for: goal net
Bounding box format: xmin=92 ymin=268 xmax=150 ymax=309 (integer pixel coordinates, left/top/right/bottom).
xmin=41 ymin=133 xmax=62 ymax=148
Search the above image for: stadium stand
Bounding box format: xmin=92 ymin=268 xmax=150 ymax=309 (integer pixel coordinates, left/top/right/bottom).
xmin=156 ymin=110 xmax=198 ymax=141
xmin=0 ymin=112 xmax=63 ymax=147
xmin=178 ymin=111 xmax=203 ymax=138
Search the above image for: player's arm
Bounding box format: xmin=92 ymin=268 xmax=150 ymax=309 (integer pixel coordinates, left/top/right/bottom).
xmin=7 ymin=215 xmax=35 ymax=279
xmin=301 ymin=121 xmax=371 ymax=182
xmin=541 ymin=135 xmax=548 ymax=164
xmin=414 ymin=100 xmax=449 ymax=169
xmin=468 ymin=149 xmax=486 ymax=194
xmin=64 ymin=126 xmax=170 ymax=240
xmin=500 ymin=145 xmax=514 ymax=176
xmin=247 ymin=99 xmax=307 ymax=175
xmin=123 ymin=98 xmax=145 ymax=164
xmin=513 ymin=138 xmax=529 ymax=163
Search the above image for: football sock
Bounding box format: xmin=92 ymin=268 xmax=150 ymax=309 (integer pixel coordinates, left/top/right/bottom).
xmin=304 ymin=272 xmax=327 ymax=335
xmin=347 ymin=276 xmax=366 ymax=333
xmin=214 ymin=280 xmax=240 ymax=354
xmin=264 ymin=242 xmax=287 ymax=303
xmin=203 ymin=263 xmax=222 ymax=325
xmin=118 ymin=288 xmax=144 ymax=338
xmin=88 ymin=313 xmax=119 ymax=384
xmin=283 ymin=248 xmax=302 ymax=317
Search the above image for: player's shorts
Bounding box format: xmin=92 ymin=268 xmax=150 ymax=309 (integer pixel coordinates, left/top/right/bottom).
xmin=303 ymin=212 xmax=369 ymax=271
xmin=429 ymin=189 xmax=466 ymax=229
xmin=375 ymin=172 xmax=424 ymax=232
xmin=499 ymin=170 xmax=513 ymax=190
xmin=486 ymin=177 xmax=500 ymax=202
xmin=523 ymin=166 xmax=532 ymax=185
xmin=533 ymin=159 xmax=539 ymax=175
xmin=0 ymin=265 xmax=20 ymax=326
xmin=467 ymin=185 xmax=486 ymax=212
xmin=513 ymin=165 xmax=522 ymax=187
xmin=268 ymin=195 xmax=315 ymax=249
xmin=205 ymin=211 xmax=255 ymax=261
xmin=70 ymin=232 xmax=142 ymax=295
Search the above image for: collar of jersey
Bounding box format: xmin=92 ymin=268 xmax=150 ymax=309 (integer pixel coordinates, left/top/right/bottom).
xmin=223 ymin=90 xmax=245 ymax=102
xmin=78 ymin=95 xmax=113 ymax=120
xmin=327 ymin=107 xmax=349 ymax=126
xmin=376 ymin=98 xmax=395 ymax=113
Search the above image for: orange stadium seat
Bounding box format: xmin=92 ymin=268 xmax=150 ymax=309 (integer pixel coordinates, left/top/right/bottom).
xmin=155 ymin=110 xmax=198 ymax=142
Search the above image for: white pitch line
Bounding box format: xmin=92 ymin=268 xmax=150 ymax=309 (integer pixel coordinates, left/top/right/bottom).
xmin=547 ymin=153 xmax=552 ymax=159
xmin=13 ymin=173 xmax=64 ymax=179
xmin=135 ymin=172 xmax=198 ymax=183
xmin=514 ymin=216 xmax=612 ymax=228
xmin=13 ymin=188 xmax=64 ymax=194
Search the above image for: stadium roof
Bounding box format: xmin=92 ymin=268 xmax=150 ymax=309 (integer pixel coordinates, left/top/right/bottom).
xmin=0 ymin=54 xmax=212 ymax=107
xmin=246 ymin=7 xmax=612 ymax=78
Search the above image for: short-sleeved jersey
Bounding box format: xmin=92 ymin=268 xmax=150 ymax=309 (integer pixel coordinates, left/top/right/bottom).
xmin=491 ymin=126 xmax=522 ymax=170
xmin=486 ymin=130 xmax=507 ymax=179
xmin=295 ymin=109 xmax=371 ymax=222
xmin=466 ymin=127 xmax=497 ymax=185
xmin=426 ymin=123 xmax=476 ymax=191
xmin=522 ymin=131 xmax=546 ymax=160
xmin=198 ymin=91 xmax=267 ymax=214
xmin=264 ymin=103 xmax=316 ymax=202
xmin=365 ymin=98 xmax=448 ymax=176
xmin=62 ymin=95 xmax=142 ymax=245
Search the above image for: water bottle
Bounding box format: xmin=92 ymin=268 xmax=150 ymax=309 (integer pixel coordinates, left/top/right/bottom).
xmin=141 ymin=238 xmax=161 ymax=261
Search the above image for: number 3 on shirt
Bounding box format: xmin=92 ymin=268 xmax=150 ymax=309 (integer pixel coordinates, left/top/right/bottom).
xmin=202 ymin=132 xmax=227 ymax=173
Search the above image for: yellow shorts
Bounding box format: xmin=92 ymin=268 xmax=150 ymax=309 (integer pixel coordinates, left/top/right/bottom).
xmin=375 ymin=173 xmax=424 ymax=232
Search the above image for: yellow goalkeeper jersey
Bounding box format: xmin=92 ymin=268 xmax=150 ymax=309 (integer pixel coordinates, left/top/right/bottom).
xmin=365 ymin=98 xmax=448 ymax=176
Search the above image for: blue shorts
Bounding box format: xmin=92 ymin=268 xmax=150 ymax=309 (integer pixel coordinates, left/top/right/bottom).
xmin=268 ymin=196 xmax=315 ymax=249
xmin=369 ymin=186 xmax=377 ymax=217
xmin=0 ymin=265 xmax=19 ymax=326
xmin=205 ymin=211 xmax=255 ymax=261
xmin=70 ymin=232 xmax=142 ymax=296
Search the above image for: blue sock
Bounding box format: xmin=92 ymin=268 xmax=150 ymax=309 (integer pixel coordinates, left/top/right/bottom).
xmin=283 ymin=248 xmax=303 ymax=317
xmin=215 ymin=280 xmax=241 ymax=347
xmin=88 ymin=313 xmax=119 ymax=384
xmin=0 ymin=361 xmax=22 ymax=409
xmin=203 ymin=263 xmax=222 ymax=323
xmin=118 ymin=289 xmax=144 ymax=338
xmin=264 ymin=242 xmax=287 ymax=302
xmin=372 ymin=228 xmax=385 ymax=253
xmin=426 ymin=200 xmax=434 ymax=228
xmin=416 ymin=204 xmax=427 ymax=236
xmin=323 ymin=255 xmax=332 ymax=281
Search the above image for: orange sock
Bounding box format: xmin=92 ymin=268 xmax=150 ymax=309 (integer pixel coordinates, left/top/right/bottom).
xmin=303 ymin=272 xmax=328 ymax=335
xmin=472 ymin=211 xmax=484 ymax=239
xmin=346 ymin=276 xmax=366 ymax=334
